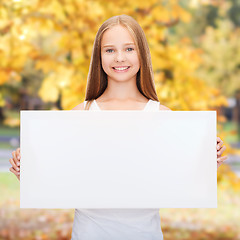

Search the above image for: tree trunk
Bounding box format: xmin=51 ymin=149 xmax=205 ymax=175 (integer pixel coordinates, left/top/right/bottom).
xmin=0 ymin=107 xmax=5 ymax=123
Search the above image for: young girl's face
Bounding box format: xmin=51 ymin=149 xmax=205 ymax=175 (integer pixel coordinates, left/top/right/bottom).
xmin=101 ymin=25 xmax=140 ymax=83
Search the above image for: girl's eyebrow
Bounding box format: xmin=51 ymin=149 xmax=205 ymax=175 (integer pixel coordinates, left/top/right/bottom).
xmin=102 ymin=43 xmax=135 ymax=48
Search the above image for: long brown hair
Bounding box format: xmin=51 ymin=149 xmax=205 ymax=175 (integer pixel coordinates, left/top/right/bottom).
xmin=84 ymin=14 xmax=159 ymax=110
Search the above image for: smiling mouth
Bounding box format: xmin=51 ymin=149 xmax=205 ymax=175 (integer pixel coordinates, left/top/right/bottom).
xmin=112 ymin=66 xmax=130 ymax=72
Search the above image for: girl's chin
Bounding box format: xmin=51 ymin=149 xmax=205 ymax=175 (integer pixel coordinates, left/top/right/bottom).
xmin=109 ymin=76 xmax=137 ymax=82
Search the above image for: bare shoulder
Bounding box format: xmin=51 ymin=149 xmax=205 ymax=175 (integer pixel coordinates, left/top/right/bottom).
xmin=159 ymin=104 xmax=172 ymax=111
xmin=71 ymin=102 xmax=85 ymax=110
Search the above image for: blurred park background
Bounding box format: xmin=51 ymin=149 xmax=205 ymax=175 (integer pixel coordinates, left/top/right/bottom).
xmin=0 ymin=0 xmax=240 ymax=239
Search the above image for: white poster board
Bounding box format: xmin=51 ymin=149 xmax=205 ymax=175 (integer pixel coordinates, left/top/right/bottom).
xmin=20 ymin=110 xmax=217 ymax=209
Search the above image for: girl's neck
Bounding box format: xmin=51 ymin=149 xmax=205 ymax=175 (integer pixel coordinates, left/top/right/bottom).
xmin=98 ymin=82 xmax=147 ymax=103
xmin=96 ymin=93 xmax=148 ymax=103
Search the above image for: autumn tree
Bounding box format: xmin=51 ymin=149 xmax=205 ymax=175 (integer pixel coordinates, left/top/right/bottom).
xmin=0 ymin=0 xmax=239 ymax=185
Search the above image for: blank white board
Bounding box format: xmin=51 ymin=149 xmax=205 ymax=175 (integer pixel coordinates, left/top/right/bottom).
xmin=20 ymin=110 xmax=217 ymax=209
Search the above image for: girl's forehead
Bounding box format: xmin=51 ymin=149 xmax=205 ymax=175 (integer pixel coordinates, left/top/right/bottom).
xmin=101 ymin=25 xmax=135 ymax=45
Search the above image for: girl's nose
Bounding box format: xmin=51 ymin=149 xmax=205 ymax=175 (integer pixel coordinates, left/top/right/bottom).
xmin=115 ymin=51 xmax=126 ymax=62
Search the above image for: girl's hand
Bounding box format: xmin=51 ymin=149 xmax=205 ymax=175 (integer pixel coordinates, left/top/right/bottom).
xmin=217 ymin=137 xmax=228 ymax=169
xmin=9 ymin=147 xmax=21 ymax=181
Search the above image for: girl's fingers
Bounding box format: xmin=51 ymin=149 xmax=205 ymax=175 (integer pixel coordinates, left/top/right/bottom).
xmin=9 ymin=167 xmax=20 ymax=177
xmin=12 ymin=150 xmax=20 ymax=167
xmin=217 ymin=145 xmax=226 ymax=156
xmin=217 ymin=155 xmax=228 ymax=169
xmin=17 ymin=148 xmax=21 ymax=160
xmin=9 ymin=158 xmax=20 ymax=172
xmin=216 ymin=137 xmax=223 ymax=150
xmin=16 ymin=148 xmax=21 ymax=166
xmin=217 ymin=161 xmax=222 ymax=169
xmin=12 ymin=150 xmax=17 ymax=163
xmin=9 ymin=167 xmax=20 ymax=181
xmin=217 ymin=155 xmax=228 ymax=162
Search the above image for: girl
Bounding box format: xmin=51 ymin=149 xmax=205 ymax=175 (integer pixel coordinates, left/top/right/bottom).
xmin=10 ymin=14 xmax=227 ymax=240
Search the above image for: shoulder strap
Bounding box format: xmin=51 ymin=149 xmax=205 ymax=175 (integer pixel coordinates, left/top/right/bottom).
xmin=83 ymin=101 xmax=87 ymax=109
xmin=83 ymin=100 xmax=94 ymax=110
xmin=145 ymin=100 xmax=160 ymax=111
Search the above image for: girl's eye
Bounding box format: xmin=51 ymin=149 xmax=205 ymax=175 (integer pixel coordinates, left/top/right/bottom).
xmin=106 ymin=48 xmax=134 ymax=53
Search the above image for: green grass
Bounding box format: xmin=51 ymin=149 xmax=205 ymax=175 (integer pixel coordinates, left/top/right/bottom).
xmin=221 ymin=121 xmax=240 ymax=143
xmin=0 ymin=142 xmax=15 ymax=149
xmin=0 ymin=172 xmax=19 ymax=205
xmin=231 ymin=162 xmax=240 ymax=167
xmin=4 ymin=109 xmax=20 ymax=118
xmin=0 ymin=124 xmax=19 ymax=136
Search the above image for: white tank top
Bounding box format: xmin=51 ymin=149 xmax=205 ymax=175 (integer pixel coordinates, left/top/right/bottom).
xmin=71 ymin=99 xmax=164 ymax=240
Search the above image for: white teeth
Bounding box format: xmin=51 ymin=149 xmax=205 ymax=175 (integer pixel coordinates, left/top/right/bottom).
xmin=113 ymin=67 xmax=129 ymax=70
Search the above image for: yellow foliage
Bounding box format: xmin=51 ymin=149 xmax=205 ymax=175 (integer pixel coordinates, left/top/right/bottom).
xmin=152 ymin=6 xmax=172 ymax=22
xmin=217 ymin=164 xmax=240 ymax=193
xmin=38 ymin=74 xmax=60 ymax=102
xmin=3 ymin=117 xmax=20 ymax=127
xmin=0 ymin=0 xmax=238 ymax=158
xmin=0 ymin=92 xmax=5 ymax=107
xmin=0 ymin=0 xmax=205 ymax=112
xmin=172 ymin=4 xmax=192 ymax=23
xmin=35 ymin=59 xmax=60 ymax=73
xmin=0 ymin=70 xmax=9 ymax=85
